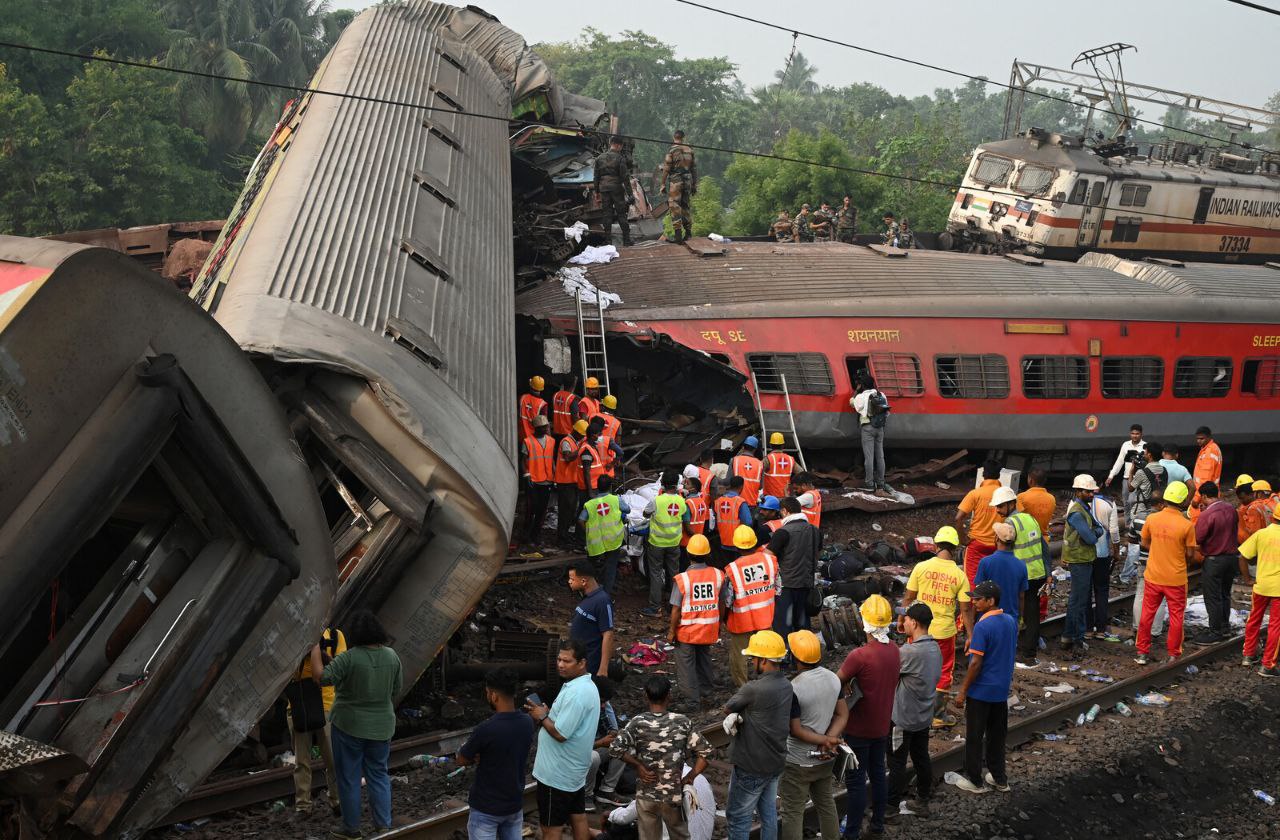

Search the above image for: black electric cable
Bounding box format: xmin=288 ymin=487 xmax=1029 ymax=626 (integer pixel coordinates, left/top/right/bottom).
xmin=1226 ymin=0 xmax=1280 ymax=16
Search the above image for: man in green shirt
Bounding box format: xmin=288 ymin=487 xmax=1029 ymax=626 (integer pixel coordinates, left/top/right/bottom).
xmin=643 ymin=471 xmax=691 ymax=616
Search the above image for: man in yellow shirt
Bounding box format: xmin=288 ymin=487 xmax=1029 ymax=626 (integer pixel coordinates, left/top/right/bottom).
xmin=1136 ymin=483 xmax=1196 ymax=665
xmin=290 ymin=627 xmax=347 ymax=813
xmin=1239 ymin=521 xmax=1280 ymax=677
xmin=902 ymin=526 xmax=973 ymax=723
xmin=956 ymin=459 xmax=1004 ymax=586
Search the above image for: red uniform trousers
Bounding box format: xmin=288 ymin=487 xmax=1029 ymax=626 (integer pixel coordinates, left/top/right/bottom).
xmin=1244 ymin=593 xmax=1280 ymax=669
xmin=963 ymin=541 xmax=995 ymax=587
xmin=1136 ymin=581 xmax=1186 ymax=658
xmin=935 ymin=635 xmax=957 ymax=691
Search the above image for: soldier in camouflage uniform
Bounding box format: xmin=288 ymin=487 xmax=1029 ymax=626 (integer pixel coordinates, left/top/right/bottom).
xmin=898 ymin=217 xmax=916 ymax=249
xmin=594 ymin=136 xmax=633 ymax=246
xmin=794 ymin=204 xmax=815 ymax=243
xmin=770 ymin=210 xmax=794 ymax=243
xmin=811 ymin=202 xmax=834 ymax=242
xmin=610 ymin=675 xmax=712 ymax=840
xmin=836 ymin=195 xmax=857 ymax=244
xmin=882 ymin=212 xmax=901 ymax=247
xmin=660 ymin=130 xmax=698 ymax=244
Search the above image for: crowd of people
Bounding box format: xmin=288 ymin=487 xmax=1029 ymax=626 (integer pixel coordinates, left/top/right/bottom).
xmin=768 ymin=202 xmax=915 ymax=249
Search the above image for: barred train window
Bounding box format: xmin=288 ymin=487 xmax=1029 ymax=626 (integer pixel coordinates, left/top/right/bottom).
xmin=1119 ymin=184 xmax=1150 ymax=207
xmin=972 ymin=155 xmax=1014 ymax=187
xmin=1022 ymin=356 xmax=1089 ymax=399
xmin=1013 ymin=165 xmax=1056 ymax=196
xmin=870 ymin=353 xmax=924 ymax=397
xmin=935 ymin=355 xmax=1009 ymax=399
xmin=1173 ymin=357 xmax=1232 ymax=398
xmin=746 ymin=353 xmax=834 ymax=395
xmin=1242 ymin=358 xmax=1280 ymax=397
xmin=1101 ymin=357 xmax=1163 ymax=399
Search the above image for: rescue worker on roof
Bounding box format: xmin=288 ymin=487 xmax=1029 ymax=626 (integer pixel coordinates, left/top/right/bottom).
xmin=810 ymin=202 xmax=834 ymax=242
xmin=761 ymin=433 xmax=794 ymax=501
xmin=715 ymin=476 xmax=754 ymax=567
xmin=668 ymin=534 xmax=723 ymax=708
xmin=593 ymin=135 xmax=633 ymax=247
xmin=882 ymin=212 xmax=901 ymax=247
xmin=555 ymin=419 xmax=588 ymax=548
xmin=551 ymin=375 xmax=577 ymax=439
xmin=770 ymin=210 xmax=793 ymax=243
xmin=597 ymin=395 xmax=624 ymax=479
xmin=519 ymin=375 xmax=549 ymax=442
xmin=794 ymin=204 xmax=814 ymax=242
xmin=836 ymin=195 xmax=857 ymax=244
xmin=721 ymin=525 xmax=779 ymax=688
xmin=578 ymin=376 xmax=603 ymax=422
xmin=731 ymin=436 xmax=764 ymax=507
xmin=660 ymin=130 xmax=697 ymax=244
xmin=520 ymin=414 xmax=556 ymax=548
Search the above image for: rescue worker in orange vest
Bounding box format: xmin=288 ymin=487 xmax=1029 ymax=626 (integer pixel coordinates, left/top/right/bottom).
xmin=754 ymin=496 xmax=783 ymax=546
xmin=1237 ymin=476 xmax=1263 ymax=543
xmin=520 ymin=414 xmax=556 ymax=547
xmin=669 ymin=534 xmax=725 ymax=707
xmin=578 ymin=416 xmax=607 ymax=497
xmin=731 ymin=436 xmax=765 ymax=506
xmin=689 ymin=449 xmax=717 ymax=508
xmin=597 ymin=394 xmax=624 ymax=479
xmin=551 ymin=376 xmax=577 ymax=438
xmin=577 ymin=376 xmax=603 ymax=422
xmin=519 ymin=375 xmax=549 ymax=442
xmin=761 ymin=433 xmax=794 ymax=500
xmin=715 ymin=476 xmax=754 ymax=567
xmin=792 ymin=472 xmax=823 ymax=530
xmin=555 ymin=419 xmax=588 ymax=548
xmin=722 ymin=525 xmax=780 ymax=687
xmin=681 ymin=475 xmax=711 ymax=568
xmin=1251 ymin=480 xmax=1277 ymax=529
xmin=1190 ymin=426 xmax=1223 ymax=522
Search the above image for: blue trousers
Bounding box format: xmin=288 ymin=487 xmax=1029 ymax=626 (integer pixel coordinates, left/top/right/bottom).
xmin=1064 ymin=561 xmax=1094 ymax=643
xmin=726 ymin=766 xmax=780 ymax=840
xmin=468 ymin=808 xmax=524 ymax=840
xmin=844 ymin=734 xmax=888 ymax=838
xmin=773 ymin=587 xmax=811 ymax=637
xmin=331 ymin=725 xmax=392 ymax=831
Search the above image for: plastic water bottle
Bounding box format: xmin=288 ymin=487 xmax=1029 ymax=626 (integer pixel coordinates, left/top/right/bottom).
xmin=1255 ymin=790 xmax=1276 ymax=806
xmin=408 ymin=754 xmax=449 ymax=769
xmin=1085 ymin=704 xmax=1101 ymax=723
xmin=1114 ymin=702 xmax=1133 ymax=718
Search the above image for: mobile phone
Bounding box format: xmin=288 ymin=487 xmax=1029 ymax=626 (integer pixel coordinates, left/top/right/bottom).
xmin=526 ymin=693 xmax=542 ymax=707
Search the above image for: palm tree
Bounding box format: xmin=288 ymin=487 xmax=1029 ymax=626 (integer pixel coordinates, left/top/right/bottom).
xmin=254 ymin=0 xmax=329 ymax=87
xmin=774 ymin=51 xmax=819 ymax=95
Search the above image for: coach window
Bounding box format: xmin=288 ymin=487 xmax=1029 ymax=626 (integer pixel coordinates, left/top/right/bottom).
xmin=935 ymin=354 xmax=1009 ymax=399
xmin=1112 ymin=216 xmax=1143 ymax=243
xmin=1088 ymin=181 xmax=1107 ymax=206
xmin=972 ymin=154 xmax=1015 ymax=187
xmin=1173 ymin=357 xmax=1233 ymax=398
xmin=1242 ymin=358 xmax=1280 ymax=397
xmin=1101 ymin=357 xmax=1164 ymax=399
xmin=1022 ymin=356 xmax=1089 ymax=399
xmin=1068 ymin=180 xmax=1089 ymax=205
xmin=868 ymin=353 xmax=924 ymax=397
xmin=1119 ymin=184 xmax=1150 ymax=207
xmin=747 ymin=352 xmax=834 ymax=395
xmin=1013 ymin=164 xmax=1056 ymax=196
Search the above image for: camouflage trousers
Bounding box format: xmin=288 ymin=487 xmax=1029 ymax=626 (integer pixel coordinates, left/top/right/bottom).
xmin=837 ymin=229 xmax=855 ymax=244
xmin=667 ymin=176 xmax=692 ymax=238
xmin=600 ymin=187 xmax=631 ymax=244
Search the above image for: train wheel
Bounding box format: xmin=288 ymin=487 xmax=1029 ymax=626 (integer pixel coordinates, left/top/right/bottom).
xmin=938 ymin=231 xmax=954 ymax=251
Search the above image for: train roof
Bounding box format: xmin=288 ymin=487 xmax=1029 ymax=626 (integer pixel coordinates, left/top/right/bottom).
xmin=515 ymin=241 xmax=1280 ymax=324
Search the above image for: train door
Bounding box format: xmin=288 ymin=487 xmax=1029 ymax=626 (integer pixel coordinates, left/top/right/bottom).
xmin=1077 ymin=179 xmax=1109 ymax=248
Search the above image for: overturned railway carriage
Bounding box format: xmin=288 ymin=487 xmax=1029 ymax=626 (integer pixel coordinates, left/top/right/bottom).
xmin=191 ymin=0 xmax=517 ymax=702
xmin=516 ymin=242 xmax=1280 ymax=452
xmin=945 ymin=129 xmax=1280 ymax=262
xmin=0 ymin=238 xmax=334 ymax=837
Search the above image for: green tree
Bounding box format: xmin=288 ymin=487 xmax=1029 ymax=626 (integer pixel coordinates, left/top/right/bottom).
xmin=689 ymin=176 xmax=725 ymax=236
xmin=0 ymin=63 xmax=69 ymax=234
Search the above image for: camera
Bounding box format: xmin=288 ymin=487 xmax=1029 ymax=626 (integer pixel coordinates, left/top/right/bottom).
xmin=1125 ymin=449 xmax=1144 ymax=465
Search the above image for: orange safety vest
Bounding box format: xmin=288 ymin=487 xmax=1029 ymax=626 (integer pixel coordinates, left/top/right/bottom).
xmin=601 ymin=412 xmax=622 ymax=441
xmin=518 ymin=394 xmax=547 ymax=441
xmin=801 ymin=491 xmax=822 ymax=527
xmin=698 ymin=466 xmax=714 ymax=504
xmin=552 ymin=391 xmax=576 ymax=436
xmin=715 ymin=495 xmax=746 ymax=546
xmin=732 ymin=455 xmax=764 ymax=506
xmin=674 ymin=565 xmax=724 ymax=644
xmin=576 ymin=440 xmax=604 ymax=491
xmin=725 ymin=550 xmax=778 ymax=634
xmin=683 ymin=495 xmax=709 ymax=546
xmin=1254 ymin=496 xmax=1278 ymax=526
xmin=524 ymin=435 xmax=555 ymax=483
xmin=765 ymin=519 xmax=783 ymax=533
xmin=762 ymin=451 xmax=794 ymax=500
xmin=578 ymin=396 xmax=600 ymax=420
xmin=554 ymin=436 xmax=581 ymax=485
xmin=598 ymin=433 xmax=617 ymax=477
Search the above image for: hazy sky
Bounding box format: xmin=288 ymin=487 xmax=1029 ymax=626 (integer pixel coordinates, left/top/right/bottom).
xmin=347 ymin=0 xmax=1279 ymax=114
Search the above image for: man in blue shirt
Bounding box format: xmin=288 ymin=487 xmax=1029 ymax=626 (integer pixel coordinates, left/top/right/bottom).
xmin=527 ymin=640 xmax=601 ymax=840
xmin=949 ymin=581 xmax=1018 ymax=795
xmin=974 ymin=522 xmax=1028 ymax=625
xmin=456 ymin=666 xmax=535 ymax=840
xmin=568 ymin=561 xmax=614 ymax=679
xmin=1159 ymin=444 xmax=1193 ymax=487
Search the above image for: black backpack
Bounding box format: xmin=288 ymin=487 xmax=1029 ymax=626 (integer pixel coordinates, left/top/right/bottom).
xmin=867 ymin=390 xmax=890 ymax=428
xmin=1137 ymin=464 xmax=1167 ymax=501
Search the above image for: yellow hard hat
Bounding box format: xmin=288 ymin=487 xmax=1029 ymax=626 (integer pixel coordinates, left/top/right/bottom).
xmin=769 ymin=432 xmax=785 ymax=446
xmin=1253 ymin=480 xmax=1273 ymax=493
xmin=742 ymin=629 xmax=787 ymax=661
xmin=686 ymin=533 xmax=711 ymax=556
xmin=1163 ymin=480 xmax=1190 ymax=504
xmin=602 ymin=394 xmax=618 ymax=410
xmin=529 ymin=375 xmax=545 ymax=391
xmin=1235 ymin=474 xmax=1256 ymax=489
xmin=733 ymin=524 xmax=758 ymax=550
xmin=787 ymin=630 xmax=823 ymax=665
xmin=933 ymin=525 xmax=960 ymax=546
xmin=585 ymin=376 xmax=601 ymax=390
xmin=573 ymin=419 xmax=589 ymax=435
xmin=860 ymin=594 xmax=893 ymax=628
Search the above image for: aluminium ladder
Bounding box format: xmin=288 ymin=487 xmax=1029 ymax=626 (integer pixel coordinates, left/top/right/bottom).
xmin=751 ymin=370 xmax=807 ymax=471
xmin=575 ymin=292 xmax=611 ymax=395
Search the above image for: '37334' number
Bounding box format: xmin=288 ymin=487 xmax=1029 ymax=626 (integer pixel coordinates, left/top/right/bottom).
xmin=1219 ymin=235 xmax=1251 ymax=253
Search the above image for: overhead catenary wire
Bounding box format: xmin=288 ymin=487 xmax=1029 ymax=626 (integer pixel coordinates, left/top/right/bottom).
xmin=672 ymin=0 xmax=1280 ymax=157
xmin=0 ymin=38 xmax=1274 ymax=234
xmin=1226 ymin=0 xmax=1280 ymax=16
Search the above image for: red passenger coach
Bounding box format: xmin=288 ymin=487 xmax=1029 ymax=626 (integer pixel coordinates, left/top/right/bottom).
xmin=516 ymin=242 xmax=1280 ymax=452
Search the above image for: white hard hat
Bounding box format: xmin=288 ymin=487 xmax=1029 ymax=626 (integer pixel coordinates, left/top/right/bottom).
xmin=683 ymin=464 xmax=701 ymax=479
xmin=989 ymin=486 xmax=1018 ymax=507
xmin=1072 ymin=473 xmax=1099 ymax=492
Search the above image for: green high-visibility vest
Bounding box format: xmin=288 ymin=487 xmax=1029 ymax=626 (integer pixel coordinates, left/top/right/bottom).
xmin=1062 ymin=500 xmax=1099 ymax=565
xmin=1007 ymin=511 xmax=1047 ymax=581
xmin=648 ymin=493 xmax=688 ymax=548
xmin=584 ymin=493 xmax=626 ymax=557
